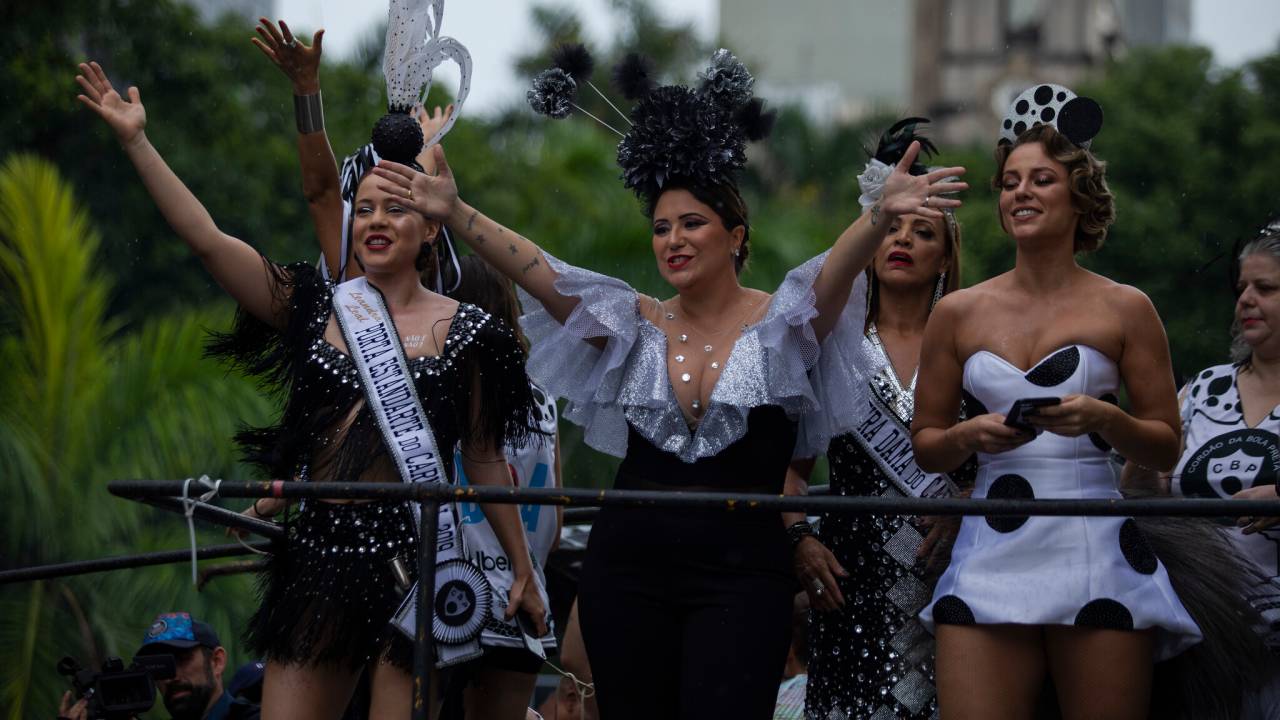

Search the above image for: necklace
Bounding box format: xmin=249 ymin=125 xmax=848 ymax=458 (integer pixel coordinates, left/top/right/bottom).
xmin=660 ymin=294 xmax=764 ymax=412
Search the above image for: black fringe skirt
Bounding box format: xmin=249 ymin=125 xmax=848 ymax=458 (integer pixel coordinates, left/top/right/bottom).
xmin=245 ymin=499 xmax=420 ymax=672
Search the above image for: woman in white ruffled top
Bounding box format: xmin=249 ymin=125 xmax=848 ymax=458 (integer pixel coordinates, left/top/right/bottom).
xmin=369 ymin=79 xmax=966 ymax=717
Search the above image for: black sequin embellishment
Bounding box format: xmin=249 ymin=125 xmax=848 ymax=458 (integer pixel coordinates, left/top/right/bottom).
xmin=1088 ymin=393 xmax=1119 ymax=451
xmin=1119 ymin=519 xmax=1157 ymax=575
xmin=1074 ymin=599 xmax=1134 ymax=630
xmin=933 ymin=595 xmax=975 ymax=625
xmin=1025 ymin=346 xmax=1080 ymax=387
xmin=985 ymin=473 xmax=1034 ymax=533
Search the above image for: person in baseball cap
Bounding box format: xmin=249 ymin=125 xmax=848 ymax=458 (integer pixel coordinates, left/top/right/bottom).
xmin=134 ymin=612 xmax=240 ymax=720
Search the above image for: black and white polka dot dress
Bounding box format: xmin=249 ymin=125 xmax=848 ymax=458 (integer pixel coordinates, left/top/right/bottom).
xmin=920 ymin=345 xmax=1202 ymax=659
xmin=1172 ymin=363 xmax=1280 ymax=647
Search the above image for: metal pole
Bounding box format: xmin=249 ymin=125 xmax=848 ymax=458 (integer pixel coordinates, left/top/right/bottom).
xmin=138 ymin=496 xmax=284 ymax=539
xmin=108 ymin=480 xmax=1280 ymax=518
xmin=0 ymin=542 xmax=270 ymax=585
xmin=412 ymin=498 xmax=439 ymax=720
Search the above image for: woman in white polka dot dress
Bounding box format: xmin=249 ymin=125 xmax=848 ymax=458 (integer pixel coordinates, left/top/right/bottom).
xmin=910 ymin=85 xmax=1201 ymax=718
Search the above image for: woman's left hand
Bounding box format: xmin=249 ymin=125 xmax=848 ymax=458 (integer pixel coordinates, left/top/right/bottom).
xmin=252 ymin=18 xmax=324 ymax=93
xmin=372 ymin=146 xmax=458 ymax=220
xmin=878 ymin=141 xmax=968 ymax=220
xmin=1027 ymin=394 xmax=1118 ymax=437
xmin=505 ymin=570 xmax=550 ymax=637
xmin=1234 ymin=483 xmax=1280 ymax=534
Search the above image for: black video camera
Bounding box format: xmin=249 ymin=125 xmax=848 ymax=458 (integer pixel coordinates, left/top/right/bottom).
xmin=57 ymin=654 xmax=177 ymax=720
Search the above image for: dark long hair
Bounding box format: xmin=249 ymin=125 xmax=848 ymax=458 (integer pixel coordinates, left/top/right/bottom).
xmin=447 ymin=254 xmax=528 ymax=355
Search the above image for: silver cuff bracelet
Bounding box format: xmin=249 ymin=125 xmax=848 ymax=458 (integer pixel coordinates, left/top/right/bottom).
xmin=293 ymin=92 xmax=325 ymax=135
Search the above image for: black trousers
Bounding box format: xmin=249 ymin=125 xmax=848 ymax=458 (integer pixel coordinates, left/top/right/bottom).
xmin=577 ymin=506 xmax=795 ymax=719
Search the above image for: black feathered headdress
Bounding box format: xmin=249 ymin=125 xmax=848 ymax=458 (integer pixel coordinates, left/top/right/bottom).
xmin=857 ymin=117 xmax=939 ymax=210
xmin=527 ymin=45 xmax=776 ymax=203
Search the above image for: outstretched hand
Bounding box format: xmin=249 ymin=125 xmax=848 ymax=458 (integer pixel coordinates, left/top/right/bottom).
xmin=371 ymin=145 xmax=459 ymax=221
xmin=252 ymin=18 xmax=324 ymax=92
xmin=75 ymin=61 xmax=146 ymax=145
xmin=879 ymin=141 xmax=968 ymax=220
xmin=416 ymin=104 xmax=455 ymax=142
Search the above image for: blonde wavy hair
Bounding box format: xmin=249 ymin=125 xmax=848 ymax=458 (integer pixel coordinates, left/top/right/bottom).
xmin=993 ymin=125 xmax=1115 ymax=253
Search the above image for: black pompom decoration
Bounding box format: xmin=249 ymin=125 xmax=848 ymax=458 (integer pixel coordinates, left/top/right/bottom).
xmin=527 ymin=68 xmax=577 ymax=119
xmin=613 ymin=52 xmax=657 ymax=101
xmin=698 ymin=49 xmax=754 ymax=110
xmin=371 ymin=111 xmax=425 ymax=170
xmin=551 ymin=43 xmax=595 ymax=83
xmin=870 ymin=117 xmax=937 ymax=176
xmin=735 ymin=97 xmax=776 ymax=142
xmin=617 ymin=85 xmax=745 ymax=199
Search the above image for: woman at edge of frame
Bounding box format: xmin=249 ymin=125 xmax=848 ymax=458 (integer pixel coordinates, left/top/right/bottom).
xmin=1123 ymin=217 xmax=1280 ymax=719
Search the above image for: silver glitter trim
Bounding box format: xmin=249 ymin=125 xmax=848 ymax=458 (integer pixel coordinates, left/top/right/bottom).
xmin=892 ymin=670 xmax=935 ymax=715
xmin=886 ymin=574 xmax=930 ymax=615
xmin=884 ymin=523 xmax=925 ymax=569
xmin=520 ymin=252 xmax=839 ymax=463
xmin=890 ymin=619 xmax=932 ymax=665
xmin=869 ymin=706 xmax=898 ymax=720
xmin=866 ymin=325 xmax=917 ymax=423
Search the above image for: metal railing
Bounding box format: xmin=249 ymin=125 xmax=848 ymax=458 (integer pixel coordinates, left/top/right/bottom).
xmin=4 ymin=478 xmax=1278 ymax=720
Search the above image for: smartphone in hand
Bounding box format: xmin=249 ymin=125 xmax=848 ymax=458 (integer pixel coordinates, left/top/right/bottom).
xmin=1003 ymin=397 xmax=1061 ymax=434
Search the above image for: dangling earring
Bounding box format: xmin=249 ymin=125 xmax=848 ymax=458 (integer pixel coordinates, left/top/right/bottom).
xmin=931 ymin=271 xmax=947 ymax=308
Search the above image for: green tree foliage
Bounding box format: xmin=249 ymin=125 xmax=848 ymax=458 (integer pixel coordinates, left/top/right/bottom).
xmin=0 ymin=154 xmax=273 ymax=718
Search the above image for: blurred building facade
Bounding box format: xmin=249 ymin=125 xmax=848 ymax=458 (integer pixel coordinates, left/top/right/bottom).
xmin=720 ymin=0 xmax=1191 ymax=145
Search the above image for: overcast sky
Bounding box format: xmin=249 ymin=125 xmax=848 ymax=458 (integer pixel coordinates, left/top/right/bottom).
xmin=276 ymin=0 xmax=1280 ymax=115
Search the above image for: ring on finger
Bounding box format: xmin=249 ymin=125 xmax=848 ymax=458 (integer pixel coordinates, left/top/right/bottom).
xmin=286 ymin=39 xmax=299 ymax=49
xmin=923 ymin=195 xmax=931 ymax=208
xmin=810 ymin=577 xmax=825 ymax=596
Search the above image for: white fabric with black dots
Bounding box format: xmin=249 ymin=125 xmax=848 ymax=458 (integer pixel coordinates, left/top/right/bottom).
xmin=1173 ymin=363 xmax=1280 ymax=646
xmin=920 ymin=345 xmax=1202 ymax=660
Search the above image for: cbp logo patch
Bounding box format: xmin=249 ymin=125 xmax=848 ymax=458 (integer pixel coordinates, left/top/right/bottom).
xmin=1181 ymin=429 xmax=1280 ymax=498
xmin=431 ymin=559 xmax=492 ymax=645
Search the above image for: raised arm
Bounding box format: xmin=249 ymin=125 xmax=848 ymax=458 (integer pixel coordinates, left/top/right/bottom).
xmin=252 ymin=19 xmax=345 ymax=279
xmin=76 ymin=61 xmax=279 ymax=325
xmin=809 ymin=142 xmax=967 ymax=340
xmin=370 ymin=146 xmax=581 ymax=324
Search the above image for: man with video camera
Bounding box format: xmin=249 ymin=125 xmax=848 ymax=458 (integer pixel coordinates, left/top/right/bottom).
xmin=58 ymin=612 xmax=260 ymax=720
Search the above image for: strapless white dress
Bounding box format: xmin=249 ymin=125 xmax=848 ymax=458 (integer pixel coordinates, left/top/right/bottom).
xmin=919 ymin=345 xmax=1202 ymax=660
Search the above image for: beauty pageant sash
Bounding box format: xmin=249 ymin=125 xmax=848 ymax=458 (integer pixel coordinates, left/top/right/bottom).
xmin=332 ymin=277 xmax=490 ymax=667
xmin=850 ymin=383 xmax=959 ymax=500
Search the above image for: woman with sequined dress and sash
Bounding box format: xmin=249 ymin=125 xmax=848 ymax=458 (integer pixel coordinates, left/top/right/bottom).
xmin=75 ymin=59 xmax=548 ymax=720
xmin=786 ymin=119 xmax=975 ymax=720
xmin=365 ymin=49 xmax=968 ymax=719
xmin=247 ymin=20 xmax=561 ymax=719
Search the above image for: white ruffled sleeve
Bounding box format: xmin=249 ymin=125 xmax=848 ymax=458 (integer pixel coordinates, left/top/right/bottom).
xmin=517 ymin=252 xmax=651 ymax=458
xmin=793 ymin=261 xmax=874 ymax=459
